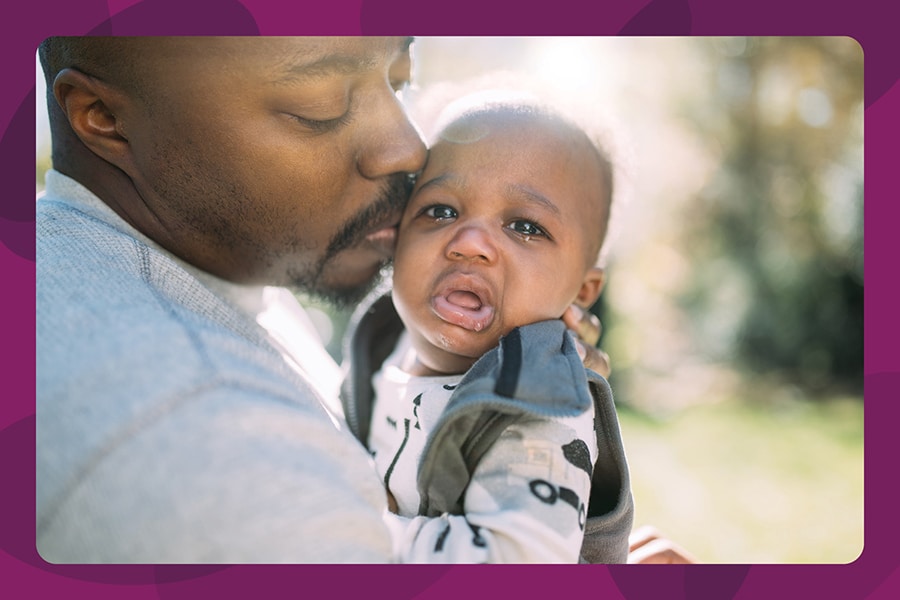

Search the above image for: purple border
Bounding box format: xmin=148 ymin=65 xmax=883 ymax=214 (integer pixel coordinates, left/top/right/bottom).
xmin=5 ymin=1 xmax=894 ymax=598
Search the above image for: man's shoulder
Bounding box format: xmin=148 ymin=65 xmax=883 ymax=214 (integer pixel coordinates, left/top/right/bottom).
xmin=37 ymin=195 xmax=147 ymax=292
xmin=36 ymin=198 xmax=293 ymax=398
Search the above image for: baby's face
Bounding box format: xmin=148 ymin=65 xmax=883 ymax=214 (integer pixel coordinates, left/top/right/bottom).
xmin=392 ymin=114 xmax=608 ymax=375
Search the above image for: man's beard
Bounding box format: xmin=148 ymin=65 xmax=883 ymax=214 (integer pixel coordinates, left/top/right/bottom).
xmin=288 ymin=174 xmax=412 ymax=308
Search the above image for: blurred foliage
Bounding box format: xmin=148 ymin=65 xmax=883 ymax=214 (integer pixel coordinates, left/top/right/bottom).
xmin=681 ymin=37 xmax=863 ymax=392
xmin=36 ymin=150 xmax=51 ymax=192
xmin=590 ymin=37 xmax=863 ymax=411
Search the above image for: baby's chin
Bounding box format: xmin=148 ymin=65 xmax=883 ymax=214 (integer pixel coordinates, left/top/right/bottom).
xmin=416 ymin=334 xmax=500 ymax=376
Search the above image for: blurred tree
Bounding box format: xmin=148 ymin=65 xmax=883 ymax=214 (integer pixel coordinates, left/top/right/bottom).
xmin=680 ymin=37 xmax=863 ymax=394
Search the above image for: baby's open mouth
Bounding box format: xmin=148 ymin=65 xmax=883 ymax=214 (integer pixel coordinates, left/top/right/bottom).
xmin=432 ymin=287 xmax=495 ymax=332
xmin=446 ymin=290 xmax=482 ymax=310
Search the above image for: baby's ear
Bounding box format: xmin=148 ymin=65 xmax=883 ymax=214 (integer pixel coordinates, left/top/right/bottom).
xmin=574 ymin=267 xmax=606 ymax=309
xmin=53 ymin=68 xmax=133 ymax=172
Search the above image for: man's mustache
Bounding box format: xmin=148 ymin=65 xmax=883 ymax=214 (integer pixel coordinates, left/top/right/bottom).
xmin=325 ymin=174 xmax=414 ymax=258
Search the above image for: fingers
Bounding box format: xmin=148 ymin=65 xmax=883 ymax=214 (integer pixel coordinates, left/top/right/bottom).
xmin=563 ymin=305 xmax=602 ymax=347
xmin=628 ymin=539 xmax=696 ymax=564
xmin=563 ymin=304 xmax=609 ymax=376
xmin=628 ymin=525 xmax=697 ymax=564
xmin=575 ymin=341 xmax=611 ymax=378
xmin=629 ymin=525 xmax=663 ymax=551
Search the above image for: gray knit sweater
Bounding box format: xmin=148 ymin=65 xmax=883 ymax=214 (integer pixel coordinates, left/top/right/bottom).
xmin=36 ymin=171 xmax=392 ymax=563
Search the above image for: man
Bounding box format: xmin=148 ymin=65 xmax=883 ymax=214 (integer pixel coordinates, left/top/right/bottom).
xmin=36 ymin=36 xmax=633 ymax=564
xmin=37 ymin=36 xmax=426 ymax=563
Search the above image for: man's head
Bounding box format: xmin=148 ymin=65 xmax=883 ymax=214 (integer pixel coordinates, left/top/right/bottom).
xmin=39 ymin=36 xmax=427 ymax=304
xmin=392 ymin=100 xmax=613 ymax=375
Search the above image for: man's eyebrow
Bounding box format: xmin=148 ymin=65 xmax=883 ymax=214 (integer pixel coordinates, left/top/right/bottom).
xmin=275 ymin=54 xmax=377 ymax=83
xmin=275 ymin=37 xmax=415 ymax=84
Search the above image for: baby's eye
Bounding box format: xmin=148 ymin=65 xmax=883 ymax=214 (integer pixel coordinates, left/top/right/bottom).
xmin=508 ymin=219 xmax=546 ymax=238
xmin=423 ymin=205 xmax=458 ymax=221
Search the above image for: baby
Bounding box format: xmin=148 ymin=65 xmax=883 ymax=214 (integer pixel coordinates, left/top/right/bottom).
xmin=341 ymin=96 xmax=633 ymax=563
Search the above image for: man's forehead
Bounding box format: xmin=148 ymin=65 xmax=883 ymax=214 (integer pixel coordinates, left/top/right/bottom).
xmin=202 ymin=36 xmax=412 ymax=76
xmin=116 ymin=36 xmax=412 ymax=89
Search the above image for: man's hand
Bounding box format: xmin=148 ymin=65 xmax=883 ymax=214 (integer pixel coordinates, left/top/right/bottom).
xmin=627 ymin=525 xmax=697 ymax=564
xmin=562 ymin=305 xmax=611 ymax=378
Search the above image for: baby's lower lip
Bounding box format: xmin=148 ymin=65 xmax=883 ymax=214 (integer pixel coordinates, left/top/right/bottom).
xmin=432 ymin=292 xmax=495 ymax=332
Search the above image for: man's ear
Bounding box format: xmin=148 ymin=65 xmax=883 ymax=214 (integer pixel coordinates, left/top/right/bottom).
xmin=574 ymin=267 xmax=606 ymax=309
xmin=53 ymin=67 xmax=133 ymax=171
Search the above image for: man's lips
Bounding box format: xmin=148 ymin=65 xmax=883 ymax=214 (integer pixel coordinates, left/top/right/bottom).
xmin=431 ymin=275 xmax=496 ymax=332
xmin=363 ymin=224 xmax=399 ymax=258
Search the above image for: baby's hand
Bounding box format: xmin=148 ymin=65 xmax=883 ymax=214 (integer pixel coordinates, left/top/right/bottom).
xmin=562 ymin=305 xmax=611 ymax=378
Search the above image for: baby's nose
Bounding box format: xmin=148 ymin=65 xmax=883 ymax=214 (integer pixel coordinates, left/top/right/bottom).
xmin=445 ymin=225 xmax=498 ymax=264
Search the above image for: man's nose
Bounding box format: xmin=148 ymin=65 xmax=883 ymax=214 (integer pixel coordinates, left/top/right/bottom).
xmin=357 ymin=91 xmax=427 ymax=178
xmin=445 ymin=225 xmax=498 ymax=264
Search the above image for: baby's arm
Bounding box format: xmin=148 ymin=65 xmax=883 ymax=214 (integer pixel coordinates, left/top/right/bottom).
xmin=386 ymin=410 xmax=596 ymax=563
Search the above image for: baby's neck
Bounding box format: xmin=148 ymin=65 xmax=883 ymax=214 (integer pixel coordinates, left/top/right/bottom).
xmin=404 ymin=355 xmax=471 ymax=378
xmin=405 ymin=358 xmax=467 ymax=377
xmin=400 ymin=332 xmax=480 ymax=377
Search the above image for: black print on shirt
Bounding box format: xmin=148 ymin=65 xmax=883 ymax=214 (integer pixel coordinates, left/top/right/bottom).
xmin=384 ymin=418 xmax=410 ymax=490
xmin=562 ymin=439 xmax=593 ymax=477
xmin=412 ymin=393 xmax=422 ymax=430
xmin=468 ymin=522 xmax=487 ymax=547
xmin=529 ymin=479 xmax=587 ymax=530
xmin=443 ymin=384 xmax=458 ymax=391
xmin=435 ymin=522 xmax=452 ymax=552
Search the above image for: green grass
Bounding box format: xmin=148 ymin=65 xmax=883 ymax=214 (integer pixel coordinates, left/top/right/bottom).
xmin=616 ymin=396 xmax=863 ymax=563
